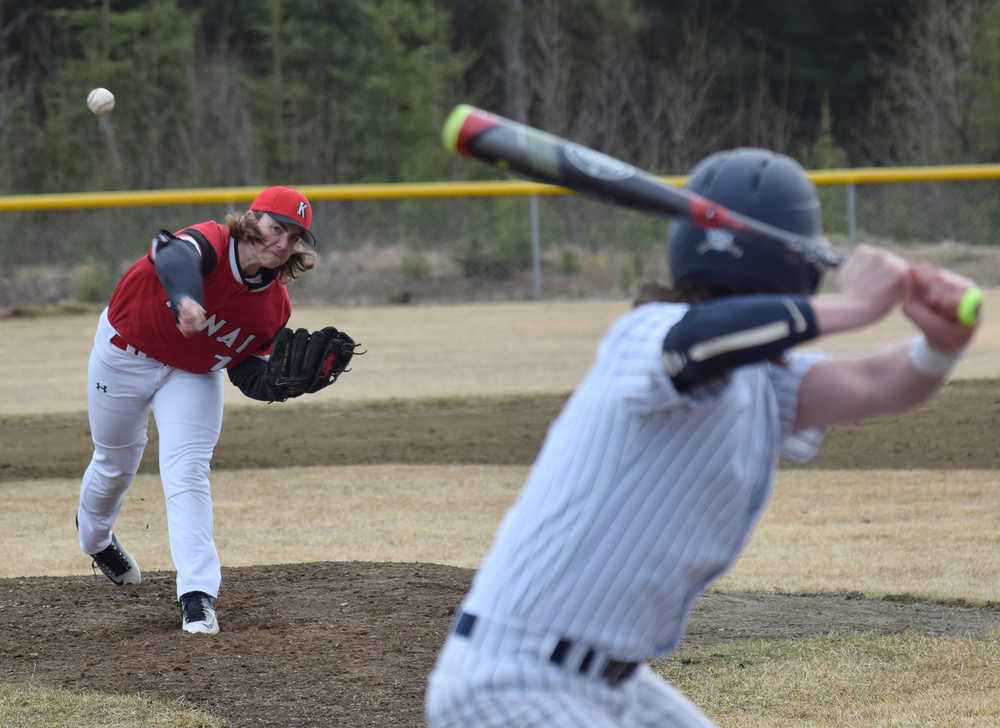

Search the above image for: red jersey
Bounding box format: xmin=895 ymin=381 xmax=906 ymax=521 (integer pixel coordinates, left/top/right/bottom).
xmin=108 ymin=221 xmax=291 ymax=373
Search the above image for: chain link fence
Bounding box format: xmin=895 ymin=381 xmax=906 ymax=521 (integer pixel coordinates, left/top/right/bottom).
xmin=2 ymin=176 xmax=999 ymax=310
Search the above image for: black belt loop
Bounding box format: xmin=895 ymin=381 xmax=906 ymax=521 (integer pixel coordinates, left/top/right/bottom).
xmin=549 ymin=638 xmax=571 ymax=666
xmin=454 ymin=611 xmax=477 ymax=637
xmin=600 ymin=659 xmax=638 ymax=686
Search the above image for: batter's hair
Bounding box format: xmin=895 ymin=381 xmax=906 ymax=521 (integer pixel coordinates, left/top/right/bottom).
xmin=632 ymin=279 xmax=750 ymax=307
xmin=227 ymin=210 xmax=316 ymax=283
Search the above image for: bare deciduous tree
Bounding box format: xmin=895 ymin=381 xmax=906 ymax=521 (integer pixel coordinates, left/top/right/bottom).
xmin=870 ymin=0 xmax=988 ymax=164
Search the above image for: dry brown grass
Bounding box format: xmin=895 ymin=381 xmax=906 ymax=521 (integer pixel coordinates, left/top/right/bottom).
xmin=657 ymin=632 xmax=1000 ymax=727
xmin=0 ymin=300 xmax=623 ymax=416
xmin=2 ymin=293 xmax=1000 ymax=417
xmin=717 ymin=469 xmax=1000 ymax=603
xmin=4 ymin=466 xmax=523 ymax=580
xmin=6 ymin=466 xmax=1000 ymax=606
xmin=0 ymin=684 xmax=224 ymax=728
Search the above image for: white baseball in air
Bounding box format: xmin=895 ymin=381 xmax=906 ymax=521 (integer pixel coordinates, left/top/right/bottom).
xmin=87 ymin=87 xmax=115 ymax=115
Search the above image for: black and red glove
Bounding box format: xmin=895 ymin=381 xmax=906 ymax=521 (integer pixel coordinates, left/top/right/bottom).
xmin=267 ymin=326 xmax=360 ymax=399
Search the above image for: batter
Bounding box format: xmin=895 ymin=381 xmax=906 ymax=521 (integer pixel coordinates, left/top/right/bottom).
xmin=425 ymin=148 xmax=978 ymax=726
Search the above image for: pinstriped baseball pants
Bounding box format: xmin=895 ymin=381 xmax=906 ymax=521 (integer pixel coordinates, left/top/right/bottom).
xmin=425 ymin=613 xmax=717 ymax=728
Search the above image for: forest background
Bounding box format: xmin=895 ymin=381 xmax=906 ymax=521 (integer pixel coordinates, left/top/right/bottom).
xmin=3 ymin=0 xmax=1000 ymax=306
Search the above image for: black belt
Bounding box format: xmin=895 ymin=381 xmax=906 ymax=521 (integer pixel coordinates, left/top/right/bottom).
xmin=453 ymin=612 xmax=639 ymax=687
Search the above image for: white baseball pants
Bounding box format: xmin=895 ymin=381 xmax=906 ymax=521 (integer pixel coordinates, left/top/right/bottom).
xmin=77 ymin=308 xmax=224 ymax=600
xmin=425 ymin=613 xmax=718 ymax=728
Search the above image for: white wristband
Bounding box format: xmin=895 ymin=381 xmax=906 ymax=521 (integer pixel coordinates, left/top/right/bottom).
xmin=907 ymin=335 xmax=962 ymax=377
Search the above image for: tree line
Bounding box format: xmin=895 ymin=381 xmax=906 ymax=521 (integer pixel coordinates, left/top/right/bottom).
xmin=1 ymin=0 xmax=999 ymax=282
xmin=3 ymin=0 xmax=999 ymax=195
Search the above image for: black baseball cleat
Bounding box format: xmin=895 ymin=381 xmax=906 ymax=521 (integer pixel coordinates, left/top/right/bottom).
xmin=77 ymin=514 xmax=141 ymax=586
xmin=89 ymin=533 xmax=142 ymax=586
xmin=180 ymin=591 xmax=219 ymax=635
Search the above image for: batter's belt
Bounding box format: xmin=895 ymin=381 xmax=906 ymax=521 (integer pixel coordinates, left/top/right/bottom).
xmin=453 ymin=611 xmax=639 ymax=687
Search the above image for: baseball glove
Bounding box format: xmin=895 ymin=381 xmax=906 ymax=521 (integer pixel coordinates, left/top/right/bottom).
xmin=266 ymin=326 xmax=360 ymax=400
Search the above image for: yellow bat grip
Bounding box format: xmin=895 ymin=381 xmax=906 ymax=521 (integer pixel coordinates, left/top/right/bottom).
xmin=957 ymin=287 xmax=983 ymax=326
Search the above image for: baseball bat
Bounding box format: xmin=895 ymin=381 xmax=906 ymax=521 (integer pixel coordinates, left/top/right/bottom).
xmin=441 ymin=103 xmax=981 ymax=326
xmin=441 ymin=103 xmax=843 ymax=269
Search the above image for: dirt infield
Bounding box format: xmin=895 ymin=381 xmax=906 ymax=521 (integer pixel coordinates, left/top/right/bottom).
xmin=4 ymin=563 xmax=1000 ymax=728
xmin=5 ymin=380 xmax=1000 ymax=483
xmin=4 ymin=386 xmax=1000 ymax=726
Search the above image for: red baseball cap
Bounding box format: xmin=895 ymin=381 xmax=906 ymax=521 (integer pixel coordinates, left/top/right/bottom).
xmin=250 ymin=185 xmax=317 ymax=247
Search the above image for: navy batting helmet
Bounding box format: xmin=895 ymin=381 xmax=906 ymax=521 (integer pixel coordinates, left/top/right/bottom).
xmin=668 ymin=148 xmax=835 ymax=295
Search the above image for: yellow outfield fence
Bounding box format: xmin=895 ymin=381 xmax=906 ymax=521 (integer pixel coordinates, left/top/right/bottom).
xmin=808 ymin=164 xmax=1000 ymax=184
xmin=2 ymin=164 xmax=1000 ymax=211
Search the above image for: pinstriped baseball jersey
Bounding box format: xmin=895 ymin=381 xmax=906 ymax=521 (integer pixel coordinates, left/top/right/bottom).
xmin=459 ymin=301 xmax=826 ymax=659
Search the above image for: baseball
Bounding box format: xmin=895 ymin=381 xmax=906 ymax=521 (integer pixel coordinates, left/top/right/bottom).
xmin=87 ymin=87 xmax=115 ymax=115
